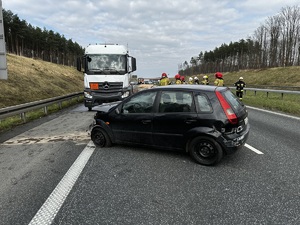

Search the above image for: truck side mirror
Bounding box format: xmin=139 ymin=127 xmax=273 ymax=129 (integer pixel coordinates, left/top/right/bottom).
xmin=76 ymin=57 xmax=82 ymax=71
xmin=131 ymin=57 xmax=137 ymax=72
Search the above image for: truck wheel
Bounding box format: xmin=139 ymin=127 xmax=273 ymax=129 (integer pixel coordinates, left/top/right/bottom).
xmin=188 ymin=136 xmax=223 ymax=166
xmin=91 ymin=128 xmax=112 ymax=147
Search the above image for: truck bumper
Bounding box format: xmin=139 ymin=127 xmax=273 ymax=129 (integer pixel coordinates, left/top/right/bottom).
xmin=84 ymin=88 xmax=131 ymax=108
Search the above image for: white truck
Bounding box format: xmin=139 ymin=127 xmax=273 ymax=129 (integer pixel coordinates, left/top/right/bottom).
xmin=77 ymin=44 xmax=136 ymax=111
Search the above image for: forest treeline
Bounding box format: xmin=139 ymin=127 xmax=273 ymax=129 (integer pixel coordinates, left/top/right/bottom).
xmin=3 ymin=9 xmax=84 ymax=67
xmin=179 ymin=5 xmax=300 ymax=76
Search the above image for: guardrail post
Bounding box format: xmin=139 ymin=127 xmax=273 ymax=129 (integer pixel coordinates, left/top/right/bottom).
xmin=44 ymin=106 xmax=48 ymax=115
xmin=21 ymin=112 xmax=26 ymax=122
xmin=267 ymin=92 xmax=269 ymax=98
xmin=58 ymin=102 xmax=62 ymax=109
xmin=281 ymin=93 xmax=284 ymax=99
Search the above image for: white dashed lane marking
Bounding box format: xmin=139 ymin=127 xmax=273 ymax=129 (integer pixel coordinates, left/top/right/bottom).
xmin=245 ymin=143 xmax=264 ymax=154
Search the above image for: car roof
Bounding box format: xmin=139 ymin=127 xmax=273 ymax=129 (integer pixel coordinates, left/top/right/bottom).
xmin=149 ymin=85 xmax=228 ymax=92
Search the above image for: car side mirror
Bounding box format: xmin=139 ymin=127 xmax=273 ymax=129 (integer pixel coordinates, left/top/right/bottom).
xmin=115 ymin=105 xmax=123 ymax=114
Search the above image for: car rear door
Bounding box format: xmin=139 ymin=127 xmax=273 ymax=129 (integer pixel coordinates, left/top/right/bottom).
xmin=152 ymin=90 xmax=198 ymax=150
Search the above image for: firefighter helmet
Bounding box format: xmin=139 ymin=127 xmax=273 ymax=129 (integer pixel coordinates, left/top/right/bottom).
xmin=161 ymin=73 xmax=167 ymax=78
xmin=175 ymin=74 xmax=181 ymax=79
xmin=215 ymin=72 xmax=223 ymax=78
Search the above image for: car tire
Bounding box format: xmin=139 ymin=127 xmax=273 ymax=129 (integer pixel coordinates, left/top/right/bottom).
xmin=88 ymin=107 xmax=92 ymax=111
xmin=91 ymin=128 xmax=112 ymax=147
xmin=189 ymin=136 xmax=223 ymax=166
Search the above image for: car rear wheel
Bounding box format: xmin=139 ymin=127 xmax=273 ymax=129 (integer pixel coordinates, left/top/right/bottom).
xmin=91 ymin=128 xmax=112 ymax=147
xmin=189 ymin=136 xmax=223 ymax=166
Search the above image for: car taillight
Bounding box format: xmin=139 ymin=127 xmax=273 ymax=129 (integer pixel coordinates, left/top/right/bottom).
xmin=216 ymin=91 xmax=238 ymax=124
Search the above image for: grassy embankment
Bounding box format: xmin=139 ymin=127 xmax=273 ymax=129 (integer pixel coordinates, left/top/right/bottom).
xmin=0 ymin=54 xmax=84 ymax=132
xmin=0 ymin=54 xmax=300 ymax=133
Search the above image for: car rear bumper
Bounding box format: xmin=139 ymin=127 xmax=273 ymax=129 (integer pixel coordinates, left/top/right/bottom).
xmin=218 ymin=124 xmax=250 ymax=154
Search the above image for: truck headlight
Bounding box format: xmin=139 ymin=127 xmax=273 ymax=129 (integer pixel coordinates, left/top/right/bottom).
xmin=84 ymin=91 xmax=93 ymax=99
xmin=122 ymin=91 xmax=130 ymax=98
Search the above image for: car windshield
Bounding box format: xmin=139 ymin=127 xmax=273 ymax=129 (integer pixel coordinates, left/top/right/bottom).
xmin=87 ymin=54 xmax=126 ymax=73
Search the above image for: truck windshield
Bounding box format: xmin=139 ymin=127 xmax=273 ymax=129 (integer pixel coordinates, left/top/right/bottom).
xmin=87 ymin=54 xmax=126 ymax=73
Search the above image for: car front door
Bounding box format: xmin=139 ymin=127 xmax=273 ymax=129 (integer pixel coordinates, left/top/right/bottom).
xmin=152 ymin=91 xmax=198 ymax=150
xmin=109 ymin=91 xmax=157 ymax=146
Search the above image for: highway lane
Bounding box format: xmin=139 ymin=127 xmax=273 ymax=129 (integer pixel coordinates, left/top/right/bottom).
xmin=0 ymin=104 xmax=93 ymax=225
xmin=0 ymin=104 xmax=300 ymax=224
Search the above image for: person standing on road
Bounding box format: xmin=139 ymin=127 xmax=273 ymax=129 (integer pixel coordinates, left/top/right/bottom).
xmin=214 ymin=72 xmax=224 ymax=86
xmin=201 ymin=75 xmax=209 ymax=85
xmin=194 ymin=76 xmax=200 ymax=84
xmin=234 ymin=77 xmax=246 ymax=100
xmin=180 ymin=76 xmax=186 ymax=84
xmin=175 ymin=74 xmax=182 ymax=84
xmin=188 ymin=77 xmax=194 ymax=84
xmin=159 ymin=73 xmax=170 ymax=86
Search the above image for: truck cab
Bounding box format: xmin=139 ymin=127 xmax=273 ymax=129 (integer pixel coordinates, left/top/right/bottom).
xmin=77 ymin=44 xmax=136 ymax=111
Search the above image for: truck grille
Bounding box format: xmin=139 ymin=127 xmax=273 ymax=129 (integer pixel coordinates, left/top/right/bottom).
xmin=97 ymin=82 xmax=123 ymax=93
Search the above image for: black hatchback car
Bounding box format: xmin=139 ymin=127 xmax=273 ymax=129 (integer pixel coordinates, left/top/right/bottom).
xmin=89 ymin=85 xmax=250 ymax=166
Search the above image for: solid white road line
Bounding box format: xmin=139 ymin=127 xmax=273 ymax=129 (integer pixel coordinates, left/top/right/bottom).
xmin=28 ymin=141 xmax=96 ymax=225
xmin=245 ymin=143 xmax=264 ymax=154
xmin=246 ymin=106 xmax=300 ymax=120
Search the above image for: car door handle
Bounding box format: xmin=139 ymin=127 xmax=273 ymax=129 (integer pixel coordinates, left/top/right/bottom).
xmin=185 ymin=119 xmax=197 ymax=124
xmin=141 ymin=120 xmax=151 ymax=124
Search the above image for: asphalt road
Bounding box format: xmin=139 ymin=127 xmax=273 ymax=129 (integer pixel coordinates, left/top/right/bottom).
xmin=0 ymin=104 xmax=299 ymax=225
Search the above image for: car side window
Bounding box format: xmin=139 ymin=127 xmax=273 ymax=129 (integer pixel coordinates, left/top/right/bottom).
xmin=159 ymin=91 xmax=193 ymax=113
xmin=122 ymin=91 xmax=157 ymax=114
xmin=196 ymin=94 xmax=212 ymax=112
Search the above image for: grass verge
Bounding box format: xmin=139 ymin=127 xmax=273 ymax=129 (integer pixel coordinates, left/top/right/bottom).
xmin=242 ymin=91 xmax=300 ymax=117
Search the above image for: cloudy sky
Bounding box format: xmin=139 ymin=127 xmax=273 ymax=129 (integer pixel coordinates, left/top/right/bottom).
xmin=3 ymin=0 xmax=299 ymax=78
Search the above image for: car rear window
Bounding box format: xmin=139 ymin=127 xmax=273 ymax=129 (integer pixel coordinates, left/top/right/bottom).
xmin=222 ymin=90 xmax=244 ymax=111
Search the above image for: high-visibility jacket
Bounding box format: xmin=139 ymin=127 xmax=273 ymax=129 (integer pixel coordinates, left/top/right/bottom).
xmin=159 ymin=77 xmax=170 ymax=86
xmin=214 ymin=78 xmax=224 ymax=86
xmin=234 ymin=80 xmax=246 ymax=91
xmin=175 ymin=79 xmax=182 ymax=85
xmin=201 ymin=79 xmax=209 ymax=85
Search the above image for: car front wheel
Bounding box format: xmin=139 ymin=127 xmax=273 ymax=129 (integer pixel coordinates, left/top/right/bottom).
xmin=91 ymin=128 xmax=112 ymax=147
xmin=189 ymin=136 xmax=223 ymax=166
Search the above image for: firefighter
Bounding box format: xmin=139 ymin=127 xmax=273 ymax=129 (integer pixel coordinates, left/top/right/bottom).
xmin=159 ymin=73 xmax=170 ymax=86
xmin=201 ymin=75 xmax=209 ymax=85
xmin=175 ymin=74 xmax=182 ymax=84
xmin=194 ymin=76 xmax=199 ymax=84
xmin=234 ymin=77 xmax=246 ymax=100
xmin=214 ymin=72 xmax=224 ymax=86
xmin=180 ymin=76 xmax=186 ymax=84
xmin=188 ymin=77 xmax=194 ymax=84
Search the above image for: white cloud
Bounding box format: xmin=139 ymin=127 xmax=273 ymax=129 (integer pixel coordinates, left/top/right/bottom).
xmin=3 ymin=0 xmax=299 ymax=78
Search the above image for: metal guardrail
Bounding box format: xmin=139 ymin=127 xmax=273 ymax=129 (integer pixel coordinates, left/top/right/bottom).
xmin=0 ymin=92 xmax=83 ymax=122
xmin=229 ymin=87 xmax=300 ymax=98
xmin=1 ymin=88 xmax=299 ymax=122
